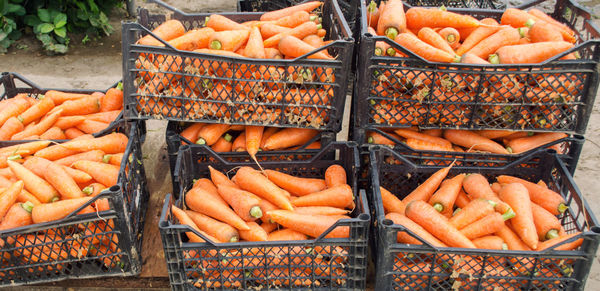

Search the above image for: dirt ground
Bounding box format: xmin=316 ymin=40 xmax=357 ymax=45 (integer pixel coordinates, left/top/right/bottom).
xmin=1 ymin=0 xmax=600 ymax=289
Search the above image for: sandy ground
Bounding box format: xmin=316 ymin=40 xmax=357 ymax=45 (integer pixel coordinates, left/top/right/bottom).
xmin=1 ymin=0 xmax=599 ymax=289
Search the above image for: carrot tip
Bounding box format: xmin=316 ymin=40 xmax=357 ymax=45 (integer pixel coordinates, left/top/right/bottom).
xmin=51 ymin=196 xmax=60 ymax=202
xmin=506 ymin=146 xmax=513 ymax=154
xmin=546 ymin=229 xmax=559 ymax=240
xmin=250 ymin=206 xmax=263 ymax=219
xmin=374 ymin=48 xmax=384 ymax=56
xmin=558 ymin=203 xmax=569 ymax=214
xmin=102 ymin=155 xmax=112 ymax=163
xmin=367 ymin=137 xmax=374 ymax=144
xmin=230 ymin=237 xmax=239 ymax=243
xmin=196 ymin=138 xmax=207 ymax=145
xmin=310 ymin=15 xmax=318 ymax=21
xmin=502 ymin=208 xmax=516 ymax=220
xmin=224 ymin=133 xmax=233 ymax=142
xmin=209 ymin=40 xmax=222 ymax=50
xmin=452 ymin=208 xmax=461 ymax=216
xmin=487 ymin=200 xmax=497 ymax=207
xmin=386 ymin=47 xmax=396 ymax=56
xmin=117 ymin=82 xmax=123 ymax=91
xmin=501 ymin=243 xmax=508 ymax=250
xmin=22 ymin=201 xmax=34 ymax=213
xmin=432 ymin=203 xmax=444 ymax=212
xmin=83 ymin=186 xmax=94 ymax=195
xmin=385 ymin=27 xmax=399 ymax=40
xmin=488 ymin=54 xmax=499 ymax=64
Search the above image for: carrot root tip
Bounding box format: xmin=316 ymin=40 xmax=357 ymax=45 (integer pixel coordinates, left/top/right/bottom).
xmin=386 ymin=47 xmax=396 ymax=56
xmin=209 ymin=40 xmax=222 ymax=50
xmin=102 ymin=155 xmax=112 ymax=163
xmin=502 ymin=208 xmax=516 ymax=220
xmin=545 ymin=229 xmax=559 ymax=240
xmin=83 ymin=186 xmax=94 ymax=195
xmin=22 ymin=201 xmax=34 ymax=213
xmin=196 ymin=138 xmax=207 ymax=145
xmin=558 ymin=203 xmax=568 ymax=214
xmin=506 ymin=146 xmax=513 ymax=154
xmin=488 ymin=54 xmax=500 ymax=64
xmin=367 ymin=137 xmax=374 ymax=144
xmin=385 ymin=27 xmax=399 ymax=40
xmin=501 ymin=243 xmax=508 ymax=250
xmin=374 ymin=48 xmax=383 ymax=56
xmin=224 ymin=133 xmax=233 ymax=142
xmin=432 ymin=203 xmax=444 ymax=212
xmin=250 ymin=206 xmax=263 ymax=219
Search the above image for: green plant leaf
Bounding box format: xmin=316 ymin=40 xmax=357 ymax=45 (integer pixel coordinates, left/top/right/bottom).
xmin=99 ymin=11 xmax=108 ymax=24
xmin=7 ymin=4 xmax=25 ymax=16
xmin=89 ymin=15 xmax=100 ymax=27
xmin=77 ymin=8 xmax=88 ymax=20
xmin=37 ymin=8 xmax=50 ymax=22
xmin=87 ymin=0 xmax=99 ymax=14
xmin=0 ymin=0 xmax=8 ymax=15
xmin=0 ymin=32 xmax=7 ymax=42
xmin=23 ymin=15 xmax=41 ymax=26
xmin=8 ymin=29 xmax=21 ymax=40
xmin=37 ymin=23 xmax=54 ymax=34
xmin=54 ymin=26 xmax=66 ymax=38
xmin=53 ymin=12 xmax=66 ymax=28
xmin=51 ymin=43 xmax=67 ymax=54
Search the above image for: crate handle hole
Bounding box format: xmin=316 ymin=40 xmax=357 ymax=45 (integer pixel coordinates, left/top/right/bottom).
xmin=358 ymin=213 xmax=370 ymax=221
xmin=109 ymin=185 xmax=120 ymax=192
xmin=382 ymin=219 xmax=393 ymax=226
xmin=591 ymin=226 xmax=600 ymax=234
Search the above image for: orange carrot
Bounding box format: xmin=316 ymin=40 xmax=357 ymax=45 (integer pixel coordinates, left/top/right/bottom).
xmin=72 ymin=160 xmax=119 ymax=187
xmin=180 ymin=123 xmax=204 ymax=144
xmin=267 ymin=210 xmax=349 ymax=238
xmin=264 ymin=47 xmax=283 ymax=59
xmin=54 ymin=116 xmax=85 ymax=130
xmin=0 ymin=202 xmax=33 ymax=231
xmin=185 ymin=210 xmax=239 ymax=243
xmin=260 ymin=1 xmax=322 ymax=21
xmin=324 ymin=164 xmax=346 ymax=188
xmin=239 ymin=221 xmax=268 ymax=241
xmin=506 ymin=132 xmax=567 ymax=154
xmin=380 ymin=186 xmax=405 ymax=215
xmin=211 ymin=134 xmax=233 ymax=152
xmin=475 ymin=129 xmax=516 ymax=140
xmin=495 ymin=224 xmax=531 ymax=251
xmin=449 ymin=198 xmax=497 ymax=229
xmin=18 ymin=96 xmax=55 ymax=126
xmin=498 ymin=183 xmax=538 ymax=249
xmin=386 ymin=212 xmax=447 ymax=247
xmin=531 ymin=203 xmax=561 ymax=241
xmin=459 ymin=212 xmax=506 ymax=240
xmin=291 ymin=184 xmax=353 ymax=209
xmin=76 ymin=120 xmax=110 ymax=134
xmin=528 ymin=9 xmax=576 ymax=43
xmin=536 ymin=232 xmax=583 ymax=251
xmin=11 ymin=110 xmax=62 ymax=141
xmin=429 ymin=174 xmax=465 ymax=217
xmin=234 ymin=167 xmax=293 ymax=210
xmin=54 ymin=150 xmax=104 ymax=167
xmin=100 ymin=88 xmax=123 ymax=112
xmin=405 ymin=200 xmax=476 ymax=248
xmin=171 ymin=206 xmax=218 ymax=243
xmin=23 ymin=157 xmax=83 ymax=199
xmin=137 ymin=20 xmax=185 ymax=46
xmin=377 ymin=0 xmax=406 ymax=39
xmin=196 ymin=124 xmax=230 ymax=146
xmin=472 ymin=235 xmax=507 ymax=250
xmin=243 ymin=27 xmax=265 ymax=59
xmin=463 ymin=173 xmax=512 ymax=215
xmin=438 ymin=27 xmax=460 ymax=49
xmin=260 ymin=221 xmax=278 ymax=233
xmin=208 ymin=29 xmax=250 ymax=51
xmin=526 ymin=19 xmax=563 ymax=43
xmin=217 ymin=185 xmax=263 ymax=221
xmin=496 ymin=175 xmax=567 ymax=215
xmin=268 ymin=228 xmax=308 ymax=241
xmin=39 ymin=127 xmax=66 ymax=140
xmin=208 ymin=165 xmax=238 ymax=190
xmin=245 ymin=125 xmax=264 ymax=161
xmin=232 ymin=132 xmax=246 ymax=152
xmin=294 ymin=206 xmax=348 ymax=216
xmin=185 ymin=187 xmax=250 ymax=231
xmin=402 ymin=164 xmax=452 ymax=204
xmin=367 ymin=0 xmax=383 ymax=29
xmin=16 ymin=189 xmax=41 ymax=206
xmin=260 ymin=23 xmax=291 ymax=39
xmin=262 ymin=128 xmax=318 ymax=150
xmin=0 ymin=98 xmax=29 ymax=126
xmin=60 ymin=133 xmax=127 ymax=155
xmin=394 ymin=33 xmax=459 ymax=63
xmin=367 ymin=131 xmax=398 ymax=145
xmin=406 ymin=7 xmax=481 ymax=29
xmin=417 ymin=27 xmax=455 ymax=55
xmin=277 ymin=35 xmax=331 ymax=59
xmin=32 ymin=197 xmax=92 ymax=224
xmin=490 ymin=41 xmax=573 ymax=64
xmin=0 ymin=117 xmax=24 ymax=140
xmin=8 ymin=160 xmax=58 ymax=203
xmin=0 ymin=180 xmax=24 ymax=219
xmin=395 ymin=128 xmax=453 ymax=149
xmin=275 ymin=10 xmax=310 ymax=28
xmin=444 ymin=129 xmax=509 ymax=154
xmin=206 ymin=14 xmax=249 ymax=32
xmin=55 ymin=96 xmax=101 ymax=116
xmin=264 ymin=169 xmax=326 ymax=196
xmin=466 ymin=27 xmax=521 ymax=59
xmin=455 ymin=189 xmax=470 ymax=208
xmin=456 ymin=18 xmax=500 ymax=55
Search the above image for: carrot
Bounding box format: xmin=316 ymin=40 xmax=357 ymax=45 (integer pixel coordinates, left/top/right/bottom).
xmin=262 ymin=128 xmax=318 ymax=150
xmin=264 ymin=169 xmax=326 ymax=196
xmin=76 ymin=120 xmax=110 ymax=134
xmin=22 ymin=157 xmax=83 ymax=199
xmin=207 ymin=166 xmax=238 ymax=191
xmin=475 ymin=129 xmax=515 ymax=140
xmin=61 ymin=132 xmax=128 ymax=154
xmin=402 ymin=164 xmax=452 ymax=204
xmin=260 ymin=23 xmax=291 ymax=39
xmin=268 ymin=210 xmax=349 ymax=238
xmin=260 ymin=1 xmax=322 ymax=21
xmin=211 ymin=134 xmax=233 ymax=152
xmin=455 ymin=18 xmax=500 ymax=55
xmin=231 ymin=132 xmax=246 ymax=152
xmin=185 ymin=210 xmax=239 ymax=243
xmin=16 ymin=189 xmax=41 ymax=205
xmin=171 ymin=206 xmax=219 ymax=243
xmin=0 ymin=180 xmax=24 ymax=219
xmin=490 ymin=41 xmax=573 ymax=64
xmin=536 ymin=232 xmax=583 ymax=251
xmin=405 ymin=200 xmax=476 ymax=248
xmin=294 ymin=206 xmax=348 ymax=216
xmin=192 ymin=178 xmax=219 ymax=197
xmin=39 ymin=127 xmax=66 ymax=140
xmin=444 ymin=129 xmax=509 ymax=154
xmin=72 ymin=160 xmax=119 ymax=187
xmin=438 ymin=27 xmax=460 ymax=49
xmin=498 ymin=183 xmax=537 ymax=249
xmin=385 ymin=212 xmax=447 ymax=247
xmin=506 ymin=132 xmax=567 ymax=153
xmin=406 ymin=7 xmax=481 ymax=29
xmin=8 ymin=160 xmax=58 ymax=203
xmin=11 ymin=110 xmax=62 ymax=141
xmin=380 ymin=186 xmax=406 ymax=215
xmin=291 ymin=184 xmax=353 ymax=209
xmin=0 ymin=117 xmax=24 ymax=140
xmin=460 ymin=212 xmax=506 ymax=240
xmin=99 ymin=88 xmax=123 ymax=112
xmin=55 ymin=96 xmax=101 ymax=116
xmin=263 ymin=47 xmax=283 ymax=59
xmin=472 ymin=235 xmax=507 ymax=250
xmin=268 ymin=228 xmax=308 ymax=241
xmin=531 ymin=203 xmax=561 ymax=241
xmin=323 ymin=164 xmax=346 ymax=189
xmin=31 ymin=197 xmax=92 ymax=224
xmin=527 ymin=9 xmax=576 ymax=43
xmin=54 ymin=150 xmax=104 ymax=167
xmin=138 ymin=20 xmax=185 ymax=46
xmin=0 ymin=98 xmax=29 ymax=126
xmin=82 ymin=111 xmax=120 ymax=125
xmin=417 ymin=27 xmax=455 ymax=55
xmin=496 ymin=175 xmax=567 ymax=215
xmin=208 ymin=29 xmax=250 ymax=51
xmin=217 ymin=185 xmax=263 ymax=221
xmin=395 ymin=128 xmax=452 ymax=149
xmin=245 ymin=125 xmax=264 ymax=161
xmin=367 ymin=131 xmax=398 ymax=145
xmin=185 ymin=187 xmax=250 ymax=231
xmin=256 ymin=127 xmax=278 ymax=150
xmin=0 ymin=202 xmax=33 ymax=231
xmin=206 ymin=14 xmax=249 ymax=32
xmin=277 ymin=35 xmax=331 ymax=59
xmin=239 ymin=221 xmax=268 ymax=241
xmin=18 ymin=96 xmax=55 ymax=125
xmin=526 ymin=19 xmax=563 ymax=43
xmin=376 ymin=0 xmax=406 ymax=39
xmin=260 ymin=221 xmax=278 ymax=233
xmin=449 ymin=198 xmax=497 ymax=229
xmin=366 ymin=0 xmax=382 ymax=29
xmin=466 ymin=27 xmax=521 ymax=59
xmin=234 ymin=167 xmax=293 ymax=210
xmin=463 ymin=173 xmax=512 ymax=215
xmin=394 ymin=33 xmax=459 ymax=63
xmin=54 ymin=116 xmax=85 ymax=130
xmin=495 ymin=224 xmax=531 ymax=251
xmin=196 ymin=124 xmax=230 ymax=146
xmin=276 ymin=10 xmax=310 ymax=28
xmin=180 ymin=123 xmax=204 ymax=145
xmin=455 ymin=189 xmax=470 ymax=209
xmin=429 ymin=174 xmax=465 ymax=217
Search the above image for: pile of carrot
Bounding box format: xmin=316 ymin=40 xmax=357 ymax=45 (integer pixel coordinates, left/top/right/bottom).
xmin=0 ymin=86 xmax=123 ymax=141
xmin=380 ymin=165 xmax=582 ymax=288
xmin=135 ymin=1 xmax=336 ymax=127
xmin=368 ymin=128 xmax=569 ymax=154
xmin=0 ymin=132 xmax=129 ymax=269
xmin=172 ymin=164 xmax=354 ymax=288
xmin=179 ymin=122 xmax=321 ymax=153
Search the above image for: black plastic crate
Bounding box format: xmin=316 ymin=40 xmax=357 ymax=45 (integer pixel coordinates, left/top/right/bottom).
xmin=159 ymin=142 xmax=370 ymax=290
xmin=165 ymin=121 xmax=336 ymax=191
xmin=353 ymin=0 xmax=600 ymax=137
xmin=0 ymin=72 xmax=132 ymax=141
xmin=369 ymin=146 xmax=600 ymax=290
xmin=122 ymin=0 xmax=353 ymax=132
xmin=0 ymin=119 xmax=149 ymax=286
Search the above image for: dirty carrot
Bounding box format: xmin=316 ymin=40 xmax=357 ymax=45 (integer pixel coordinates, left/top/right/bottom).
xmin=402 ymin=164 xmax=452 ymax=204
xmin=268 ymin=210 xmax=349 ymax=238
xmin=498 ymin=183 xmax=538 ymax=249
xmin=386 ymin=212 xmax=447 ymax=247
xmin=264 ymin=169 xmax=326 ymax=196
xmin=185 ymin=187 xmax=250 ymax=231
